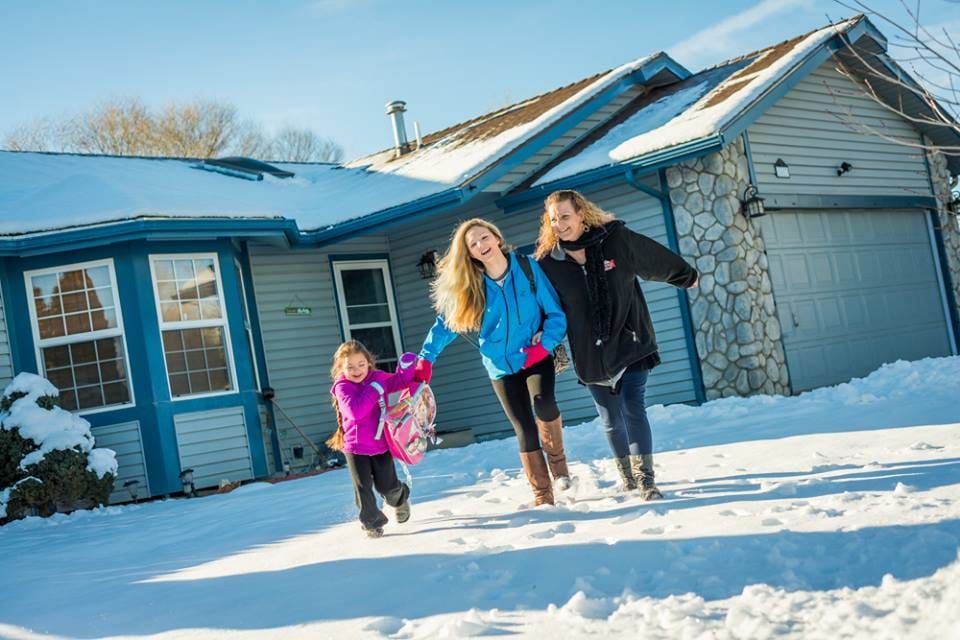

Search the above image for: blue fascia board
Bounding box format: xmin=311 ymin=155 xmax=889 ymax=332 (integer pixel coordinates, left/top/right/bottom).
xmin=638 ymin=53 xmax=692 ymax=83
xmin=719 ymin=18 xmax=878 ymax=143
xmin=0 ymin=218 xmax=297 ymax=257
xmin=497 ymin=135 xmax=724 ymax=213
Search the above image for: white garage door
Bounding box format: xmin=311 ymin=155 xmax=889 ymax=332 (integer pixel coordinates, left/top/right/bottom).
xmin=760 ymin=209 xmax=953 ymax=392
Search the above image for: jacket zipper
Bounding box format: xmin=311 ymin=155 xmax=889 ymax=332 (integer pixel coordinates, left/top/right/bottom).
xmin=579 ymin=262 xmax=612 ymax=379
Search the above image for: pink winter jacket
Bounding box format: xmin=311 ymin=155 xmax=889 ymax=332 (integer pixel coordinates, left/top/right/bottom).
xmin=331 ymin=353 xmax=417 ymax=455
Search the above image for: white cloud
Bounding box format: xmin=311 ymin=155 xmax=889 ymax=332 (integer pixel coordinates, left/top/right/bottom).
xmin=668 ymin=0 xmax=813 ymax=68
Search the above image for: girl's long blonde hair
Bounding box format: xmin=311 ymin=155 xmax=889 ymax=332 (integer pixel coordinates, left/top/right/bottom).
xmin=431 ymin=218 xmax=507 ymax=333
xmin=326 ymin=340 xmax=377 ymax=451
xmin=534 ymin=189 xmax=616 ymax=259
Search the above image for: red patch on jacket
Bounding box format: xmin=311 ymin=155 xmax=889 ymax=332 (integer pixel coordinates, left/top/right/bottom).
xmin=604 ymin=259 xmax=616 ymax=271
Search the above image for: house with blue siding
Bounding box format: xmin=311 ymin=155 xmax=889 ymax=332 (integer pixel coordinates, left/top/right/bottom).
xmin=1 ymin=16 xmax=957 ymax=502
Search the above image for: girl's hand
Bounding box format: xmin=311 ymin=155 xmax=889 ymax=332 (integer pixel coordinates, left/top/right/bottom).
xmin=531 ymin=331 xmax=543 ymax=345
xmin=689 ymin=277 xmax=699 ymax=288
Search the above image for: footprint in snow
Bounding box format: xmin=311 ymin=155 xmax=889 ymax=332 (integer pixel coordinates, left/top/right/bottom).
xmin=437 ymin=509 xmax=454 ymax=517
xmin=530 ymin=523 xmax=576 ymax=539
xmin=762 ymin=517 xmax=783 ymax=526
xmin=641 ymin=526 xmax=664 ymax=534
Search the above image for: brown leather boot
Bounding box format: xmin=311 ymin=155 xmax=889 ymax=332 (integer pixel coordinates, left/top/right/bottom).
xmin=536 ymin=417 xmax=571 ymax=490
xmin=519 ymin=449 xmax=554 ymax=506
xmin=630 ymin=453 xmax=663 ymax=500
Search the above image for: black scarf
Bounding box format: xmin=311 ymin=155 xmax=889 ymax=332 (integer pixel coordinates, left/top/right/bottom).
xmin=559 ymin=220 xmax=624 ymax=343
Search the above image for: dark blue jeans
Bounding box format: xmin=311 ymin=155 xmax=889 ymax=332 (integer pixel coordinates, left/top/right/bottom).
xmin=587 ymin=367 xmax=652 ymax=458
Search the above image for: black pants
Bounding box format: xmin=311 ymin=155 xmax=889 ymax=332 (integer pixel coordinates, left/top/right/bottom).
xmin=490 ymin=356 xmax=560 ymax=452
xmin=344 ymin=451 xmax=409 ymax=530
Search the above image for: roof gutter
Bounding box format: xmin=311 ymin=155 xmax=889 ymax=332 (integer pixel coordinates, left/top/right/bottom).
xmin=0 ymin=218 xmax=299 ymax=257
xmin=296 ymin=186 xmax=467 ymax=247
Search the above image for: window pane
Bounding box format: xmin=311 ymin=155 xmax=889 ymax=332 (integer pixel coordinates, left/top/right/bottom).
xmin=201 ymin=327 xmax=223 ymax=347
xmin=186 ymin=349 xmax=206 ymax=370
xmin=341 ymin=268 xmax=388 ymax=306
xmin=180 ymin=300 xmax=201 ymax=321
xmin=209 ymin=368 xmax=229 ymax=390
xmin=165 ymin=352 xmax=187 ymax=373
xmin=161 ymin=302 xmax=181 ymax=322
xmin=96 ymin=337 xmax=119 ymax=359
xmin=174 ymin=260 xmax=195 ymax=282
xmin=350 ymin=326 xmax=397 ymax=364
xmin=34 ymin=293 xmax=62 ymax=319
xmin=99 ymin=360 xmax=122 ymax=383
xmin=91 ymin=307 xmax=117 ymax=331
xmin=32 ymin=274 xmax=58 ymax=302
xmin=347 ymin=303 xmax=391 ymax=324
xmin=59 ymin=270 xmax=86 ymax=293
xmin=38 ymin=317 xmax=65 ymax=339
xmin=157 ymin=282 xmax=178 ymax=304
xmin=162 ymin=331 xmax=184 ymax=352
xmin=154 ymin=260 xmax=175 ymax=281
xmin=170 ymin=373 xmax=190 ymax=397
xmin=77 ymin=386 xmax=103 ymax=409
xmin=88 ymin=288 xmax=111 ymax=310
xmin=46 ymin=367 xmax=74 ymax=391
xmin=183 ymin=329 xmax=203 ymax=349
xmin=65 ymin=312 xmax=91 ymax=335
xmin=59 ymin=390 xmax=78 ymax=411
xmin=62 ymin=291 xmax=87 ymax=313
xmin=86 ymin=265 xmax=110 ymax=289
xmin=103 ymin=382 xmax=129 ymax=405
xmin=75 ymin=363 xmax=100 ymax=386
xmin=70 ymin=342 xmax=97 ymax=364
xmin=44 ymin=345 xmax=71 ymax=368
xmin=189 ymin=371 xmax=211 ymax=393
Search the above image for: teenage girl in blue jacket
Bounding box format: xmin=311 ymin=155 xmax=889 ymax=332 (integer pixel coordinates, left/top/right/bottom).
xmin=416 ymin=218 xmax=570 ymax=506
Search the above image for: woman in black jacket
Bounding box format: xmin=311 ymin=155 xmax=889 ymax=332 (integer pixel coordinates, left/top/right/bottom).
xmin=534 ymin=189 xmax=698 ymax=499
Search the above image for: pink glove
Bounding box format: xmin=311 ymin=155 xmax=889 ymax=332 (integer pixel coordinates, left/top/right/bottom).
xmin=521 ymin=343 xmax=550 ymax=369
xmin=414 ymin=358 xmax=433 ymax=383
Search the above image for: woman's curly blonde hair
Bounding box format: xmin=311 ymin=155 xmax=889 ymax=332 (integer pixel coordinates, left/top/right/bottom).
xmin=534 ymin=189 xmax=615 ymax=259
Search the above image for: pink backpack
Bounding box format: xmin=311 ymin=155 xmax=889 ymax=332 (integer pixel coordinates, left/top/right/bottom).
xmin=382 ymin=382 xmax=437 ymax=465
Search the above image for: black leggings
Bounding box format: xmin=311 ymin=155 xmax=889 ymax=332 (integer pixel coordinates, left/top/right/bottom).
xmin=344 ymin=451 xmax=409 ymax=530
xmin=490 ymin=356 xmax=560 ymax=452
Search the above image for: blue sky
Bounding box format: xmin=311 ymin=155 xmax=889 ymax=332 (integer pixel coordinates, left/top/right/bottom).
xmin=2 ymin=0 xmax=956 ymax=159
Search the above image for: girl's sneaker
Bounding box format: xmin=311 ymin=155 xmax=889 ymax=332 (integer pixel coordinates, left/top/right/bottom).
xmin=365 ymin=527 xmax=384 ymax=539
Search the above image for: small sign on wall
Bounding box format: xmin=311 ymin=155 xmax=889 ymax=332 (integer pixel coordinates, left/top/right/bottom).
xmin=284 ymin=306 xmax=312 ymax=317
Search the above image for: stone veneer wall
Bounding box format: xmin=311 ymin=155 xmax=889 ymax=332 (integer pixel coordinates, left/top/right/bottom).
xmin=665 ymin=137 xmax=791 ymax=399
xmin=926 ymin=146 xmax=960 ymax=321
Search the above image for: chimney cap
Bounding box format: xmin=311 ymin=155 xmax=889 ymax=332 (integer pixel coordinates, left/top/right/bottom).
xmin=386 ymin=100 xmax=407 ymax=114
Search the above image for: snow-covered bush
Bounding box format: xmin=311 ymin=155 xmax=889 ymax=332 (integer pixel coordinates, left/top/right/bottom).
xmin=0 ymin=373 xmax=117 ymax=523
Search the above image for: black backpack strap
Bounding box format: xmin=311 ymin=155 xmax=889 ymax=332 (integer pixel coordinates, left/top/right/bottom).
xmin=515 ymin=252 xmax=536 ymax=294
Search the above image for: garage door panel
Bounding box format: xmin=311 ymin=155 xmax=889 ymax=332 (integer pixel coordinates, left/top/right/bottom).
xmin=761 ymin=209 xmax=951 ymax=391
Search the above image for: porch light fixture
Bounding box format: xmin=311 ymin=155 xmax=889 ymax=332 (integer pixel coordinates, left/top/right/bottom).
xmin=417 ymin=250 xmax=438 ymax=279
xmin=774 ymin=158 xmax=790 ymax=179
xmin=741 ymin=184 xmax=766 ymax=218
xmin=179 ymin=468 xmax=196 ymax=498
xmin=123 ymin=479 xmax=140 ymax=503
xmin=837 ymin=161 xmax=853 ymax=177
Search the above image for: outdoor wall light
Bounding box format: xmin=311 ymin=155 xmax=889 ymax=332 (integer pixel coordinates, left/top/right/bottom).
xmin=179 ymin=468 xmax=196 ymax=498
xmin=123 ymin=479 xmax=140 ymax=503
xmin=741 ymin=184 xmax=767 ymax=218
xmin=837 ymin=161 xmax=853 ymax=176
xmin=417 ymin=250 xmax=438 ymax=279
xmin=774 ymin=158 xmax=790 ymax=179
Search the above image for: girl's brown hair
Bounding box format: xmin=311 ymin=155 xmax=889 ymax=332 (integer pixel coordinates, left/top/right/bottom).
xmin=325 ymin=340 xmax=377 ymax=451
xmin=430 ymin=218 xmax=508 ymax=333
xmin=534 ymin=189 xmax=616 ymax=259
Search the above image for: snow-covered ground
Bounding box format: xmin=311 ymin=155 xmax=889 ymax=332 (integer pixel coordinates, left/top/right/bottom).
xmin=1 ymin=357 xmax=958 ymax=639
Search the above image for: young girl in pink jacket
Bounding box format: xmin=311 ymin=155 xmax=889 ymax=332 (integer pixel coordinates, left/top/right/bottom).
xmin=328 ymin=340 xmax=417 ymax=538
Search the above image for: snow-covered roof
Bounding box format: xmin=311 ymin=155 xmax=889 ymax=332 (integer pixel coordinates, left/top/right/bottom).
xmin=0 ymin=151 xmax=457 ymax=237
xmin=533 ymin=19 xmax=863 ymax=186
xmin=0 ymin=53 xmax=685 ymax=241
xmin=345 ymin=53 xmax=672 ymax=185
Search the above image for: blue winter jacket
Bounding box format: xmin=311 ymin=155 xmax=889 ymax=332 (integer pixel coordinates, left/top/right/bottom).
xmin=420 ymin=253 xmax=567 ymax=380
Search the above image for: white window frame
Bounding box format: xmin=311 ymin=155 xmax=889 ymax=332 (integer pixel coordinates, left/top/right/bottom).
xmin=23 ymin=258 xmax=136 ymax=415
xmin=331 ymin=259 xmax=403 ymax=366
xmin=149 ymin=253 xmax=238 ymax=401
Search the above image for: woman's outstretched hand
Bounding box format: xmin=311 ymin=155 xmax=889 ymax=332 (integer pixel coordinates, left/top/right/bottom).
xmin=521 ymin=343 xmax=550 ymax=369
xmin=414 ymin=358 xmax=433 ymax=384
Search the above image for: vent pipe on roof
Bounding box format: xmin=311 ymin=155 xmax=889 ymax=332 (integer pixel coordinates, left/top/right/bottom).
xmin=386 ymin=100 xmax=411 ymax=157
xmin=414 ymin=121 xmax=423 ymax=150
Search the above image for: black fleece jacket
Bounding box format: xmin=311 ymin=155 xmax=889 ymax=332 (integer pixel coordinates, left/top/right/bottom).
xmin=538 ymin=223 xmax=698 ymax=385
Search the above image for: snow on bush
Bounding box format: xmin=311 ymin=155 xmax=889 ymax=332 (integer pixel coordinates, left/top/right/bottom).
xmin=0 ymin=373 xmax=117 ymax=523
